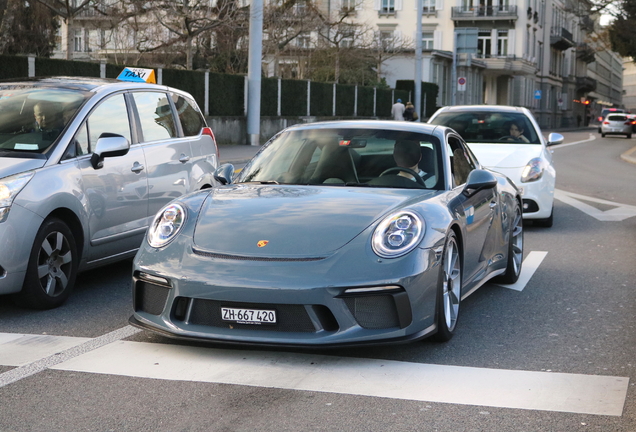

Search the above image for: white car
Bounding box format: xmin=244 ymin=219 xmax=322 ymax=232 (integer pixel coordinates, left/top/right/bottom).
xmin=600 ymin=113 xmax=633 ymax=138
xmin=428 ymin=105 xmax=563 ymax=227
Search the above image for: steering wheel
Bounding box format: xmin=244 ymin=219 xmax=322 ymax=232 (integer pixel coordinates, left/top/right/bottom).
xmin=379 ymin=167 xmax=426 ymax=187
xmin=499 ymin=135 xmax=517 ymax=142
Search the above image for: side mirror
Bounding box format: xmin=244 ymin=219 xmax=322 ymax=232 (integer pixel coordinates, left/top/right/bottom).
xmin=463 ymin=169 xmax=498 ymax=197
xmin=213 ymin=163 xmax=235 ymax=185
xmin=546 ymin=132 xmax=564 ymax=147
xmin=90 ymin=133 xmax=130 ymax=169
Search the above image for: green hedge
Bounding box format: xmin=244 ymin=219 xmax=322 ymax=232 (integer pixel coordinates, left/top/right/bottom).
xmin=0 ymin=55 xmax=28 ymax=80
xmin=376 ymin=89 xmax=393 ymax=117
xmin=34 ymin=57 xmax=100 ymax=77
xmin=281 ymin=79 xmax=307 ymax=116
xmin=209 ymin=72 xmax=244 ymax=116
xmin=357 ymin=86 xmax=375 ymax=117
xmin=310 ymin=82 xmax=333 ymax=117
xmin=395 ymin=80 xmax=439 ymax=118
xmin=0 ymin=55 xmax=435 ymax=119
xmin=260 ymin=77 xmax=278 ymax=116
xmin=336 ymin=84 xmax=355 ymax=117
xmin=162 ymin=68 xmax=206 ymax=112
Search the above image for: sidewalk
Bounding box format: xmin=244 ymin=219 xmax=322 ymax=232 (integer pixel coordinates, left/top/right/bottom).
xmin=218 ymin=143 xmax=263 ymax=164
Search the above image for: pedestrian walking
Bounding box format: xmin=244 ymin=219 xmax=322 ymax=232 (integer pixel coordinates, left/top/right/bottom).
xmin=403 ymin=101 xmax=417 ymax=121
xmin=391 ymin=99 xmax=405 ymax=121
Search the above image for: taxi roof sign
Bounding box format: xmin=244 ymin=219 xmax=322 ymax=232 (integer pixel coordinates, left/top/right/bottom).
xmin=117 ymin=67 xmax=156 ymax=84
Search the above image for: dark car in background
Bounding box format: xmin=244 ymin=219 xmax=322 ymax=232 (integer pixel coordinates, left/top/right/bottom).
xmin=0 ymin=77 xmax=218 ymax=309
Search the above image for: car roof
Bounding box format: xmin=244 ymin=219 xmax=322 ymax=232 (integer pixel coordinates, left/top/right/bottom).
xmin=283 ymin=119 xmax=441 ymax=134
xmin=0 ymin=76 xmax=172 ymax=94
xmin=433 ymin=105 xmax=527 ymax=114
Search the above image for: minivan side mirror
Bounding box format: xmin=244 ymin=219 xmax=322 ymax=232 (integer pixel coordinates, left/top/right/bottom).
xmin=91 ymin=133 xmax=130 ymax=169
xmin=546 ymin=132 xmax=564 ymax=147
xmin=213 ymin=163 xmax=235 ymax=185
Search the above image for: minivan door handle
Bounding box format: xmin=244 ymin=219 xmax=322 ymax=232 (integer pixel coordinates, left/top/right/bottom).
xmin=179 ymin=154 xmax=190 ymax=163
xmin=131 ymin=162 xmax=145 ymax=173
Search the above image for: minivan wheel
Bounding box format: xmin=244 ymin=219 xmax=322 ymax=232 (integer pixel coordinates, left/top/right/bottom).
xmin=13 ymin=218 xmax=78 ymax=310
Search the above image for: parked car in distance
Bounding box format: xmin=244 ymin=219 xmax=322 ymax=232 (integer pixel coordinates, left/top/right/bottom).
xmin=0 ymin=76 xmax=219 ymax=309
xmin=600 ymin=113 xmax=634 ymax=138
xmin=130 ymin=120 xmax=523 ymax=347
xmin=428 ymin=105 xmax=562 ymax=227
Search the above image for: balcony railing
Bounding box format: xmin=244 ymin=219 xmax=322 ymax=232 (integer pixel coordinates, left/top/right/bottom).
xmin=576 ymin=76 xmax=597 ymax=92
xmin=451 ymin=5 xmax=517 ymax=20
xmin=576 ymin=43 xmax=596 ymax=64
xmin=550 ymin=27 xmax=575 ymax=50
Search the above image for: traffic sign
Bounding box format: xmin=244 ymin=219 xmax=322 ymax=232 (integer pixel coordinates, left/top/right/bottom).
xmin=458 ymin=77 xmax=467 ymax=91
xmin=534 ymin=90 xmax=542 ymax=100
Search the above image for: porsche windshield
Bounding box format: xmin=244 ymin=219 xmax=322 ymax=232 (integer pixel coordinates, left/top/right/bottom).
xmin=236 ymin=128 xmax=444 ymax=190
xmin=0 ymin=87 xmax=90 ymax=153
xmin=430 ymin=111 xmax=541 ymax=144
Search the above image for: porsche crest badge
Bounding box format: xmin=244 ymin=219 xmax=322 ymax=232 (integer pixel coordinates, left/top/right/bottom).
xmin=257 ymin=240 xmax=269 ymax=248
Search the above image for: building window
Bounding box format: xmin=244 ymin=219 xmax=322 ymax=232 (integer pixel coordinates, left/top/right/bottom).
xmin=74 ymin=29 xmax=84 ymax=52
xmin=422 ymin=32 xmax=434 ymax=50
xmin=497 ymin=30 xmax=508 ymax=56
xmin=379 ymin=30 xmax=395 ymax=49
xmin=422 ymin=0 xmax=435 ymax=12
xmin=381 ymin=0 xmax=395 ymax=14
xmin=342 ymin=0 xmax=355 ymax=11
xmin=296 ymin=32 xmax=310 ymax=49
xmin=477 ymin=30 xmax=491 ymax=58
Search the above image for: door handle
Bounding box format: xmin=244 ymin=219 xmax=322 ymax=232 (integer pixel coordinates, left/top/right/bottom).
xmin=179 ymin=154 xmax=190 ymax=163
xmin=131 ymin=163 xmax=145 ymax=173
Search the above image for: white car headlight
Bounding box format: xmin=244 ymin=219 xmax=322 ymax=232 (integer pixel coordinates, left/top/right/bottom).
xmin=520 ymin=158 xmax=545 ymax=183
xmin=372 ymin=210 xmax=424 ymax=258
xmin=147 ymin=203 xmax=186 ymax=248
xmin=0 ymin=171 xmax=35 ymax=222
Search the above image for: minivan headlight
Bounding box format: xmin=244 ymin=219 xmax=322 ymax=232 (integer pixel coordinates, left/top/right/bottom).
xmin=0 ymin=171 xmax=35 ymax=222
xmin=147 ymin=203 xmax=186 ymax=248
xmin=372 ymin=210 xmax=424 ymax=258
xmin=520 ymin=158 xmax=545 ymax=183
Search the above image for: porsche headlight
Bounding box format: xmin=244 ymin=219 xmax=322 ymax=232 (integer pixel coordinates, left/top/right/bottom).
xmin=520 ymin=158 xmax=545 ymax=183
xmin=372 ymin=210 xmax=424 ymax=258
xmin=147 ymin=203 xmax=186 ymax=248
xmin=0 ymin=171 xmax=35 ymax=223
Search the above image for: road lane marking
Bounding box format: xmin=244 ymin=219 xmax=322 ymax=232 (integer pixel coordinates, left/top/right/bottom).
xmin=550 ymin=133 xmax=596 ymax=148
xmin=0 ymin=326 xmax=139 ymax=389
xmin=51 ymin=340 xmax=628 ymax=416
xmin=494 ymin=251 xmax=548 ymax=292
xmin=0 ymin=331 xmax=628 ymax=416
xmin=555 ymin=189 xmax=636 ymax=221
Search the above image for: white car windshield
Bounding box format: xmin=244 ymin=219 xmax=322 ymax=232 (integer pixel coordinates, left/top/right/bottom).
xmin=430 ymin=112 xmax=541 ymax=144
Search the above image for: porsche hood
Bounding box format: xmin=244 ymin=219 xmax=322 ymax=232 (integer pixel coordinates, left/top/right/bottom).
xmin=192 ymin=184 xmax=432 ymax=257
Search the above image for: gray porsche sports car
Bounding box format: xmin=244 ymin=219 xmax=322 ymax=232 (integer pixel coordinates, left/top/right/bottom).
xmin=130 ymin=120 xmax=523 ymax=346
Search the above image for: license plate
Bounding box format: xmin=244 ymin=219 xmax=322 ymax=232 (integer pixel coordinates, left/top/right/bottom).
xmin=221 ymin=307 xmax=277 ymax=325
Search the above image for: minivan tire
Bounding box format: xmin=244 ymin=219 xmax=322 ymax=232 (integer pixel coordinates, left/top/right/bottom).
xmin=13 ymin=218 xmax=78 ymax=310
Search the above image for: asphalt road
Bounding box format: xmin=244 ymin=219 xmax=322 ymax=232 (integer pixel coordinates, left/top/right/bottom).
xmin=0 ymin=130 xmax=634 ymax=431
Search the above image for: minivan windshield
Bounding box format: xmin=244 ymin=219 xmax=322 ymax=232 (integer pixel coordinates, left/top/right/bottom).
xmin=0 ymin=87 xmax=91 ymax=154
xmin=430 ymin=111 xmax=541 ymax=144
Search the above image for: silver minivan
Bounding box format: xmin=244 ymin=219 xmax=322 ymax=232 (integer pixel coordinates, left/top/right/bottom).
xmin=0 ymin=77 xmax=218 ymax=309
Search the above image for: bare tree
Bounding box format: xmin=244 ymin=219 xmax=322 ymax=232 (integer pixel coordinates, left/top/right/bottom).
xmin=0 ymin=0 xmax=58 ymax=56
xmin=132 ymin=0 xmax=246 ymax=70
xmin=34 ymin=0 xmax=101 ymax=59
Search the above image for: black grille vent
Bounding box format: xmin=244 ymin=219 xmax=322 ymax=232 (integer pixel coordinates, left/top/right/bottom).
xmin=135 ymin=281 xmax=170 ymax=315
xmin=188 ymin=299 xmax=317 ymax=332
xmin=344 ymin=295 xmax=400 ymax=329
xmin=192 ymin=248 xmax=326 ymax=262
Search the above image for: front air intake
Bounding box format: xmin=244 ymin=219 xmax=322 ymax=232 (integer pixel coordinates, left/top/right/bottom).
xmin=134 ymin=280 xmax=170 ymax=315
xmin=344 ymin=295 xmax=401 ymax=329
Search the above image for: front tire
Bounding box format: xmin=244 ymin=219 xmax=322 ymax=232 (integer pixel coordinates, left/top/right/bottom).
xmin=432 ymin=231 xmax=461 ymax=342
xmin=495 ymin=202 xmax=523 ymax=284
xmin=13 ymin=218 xmax=78 ymax=309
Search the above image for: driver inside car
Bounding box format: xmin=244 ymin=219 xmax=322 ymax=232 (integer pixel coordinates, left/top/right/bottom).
xmin=393 ymin=140 xmax=426 ymax=181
